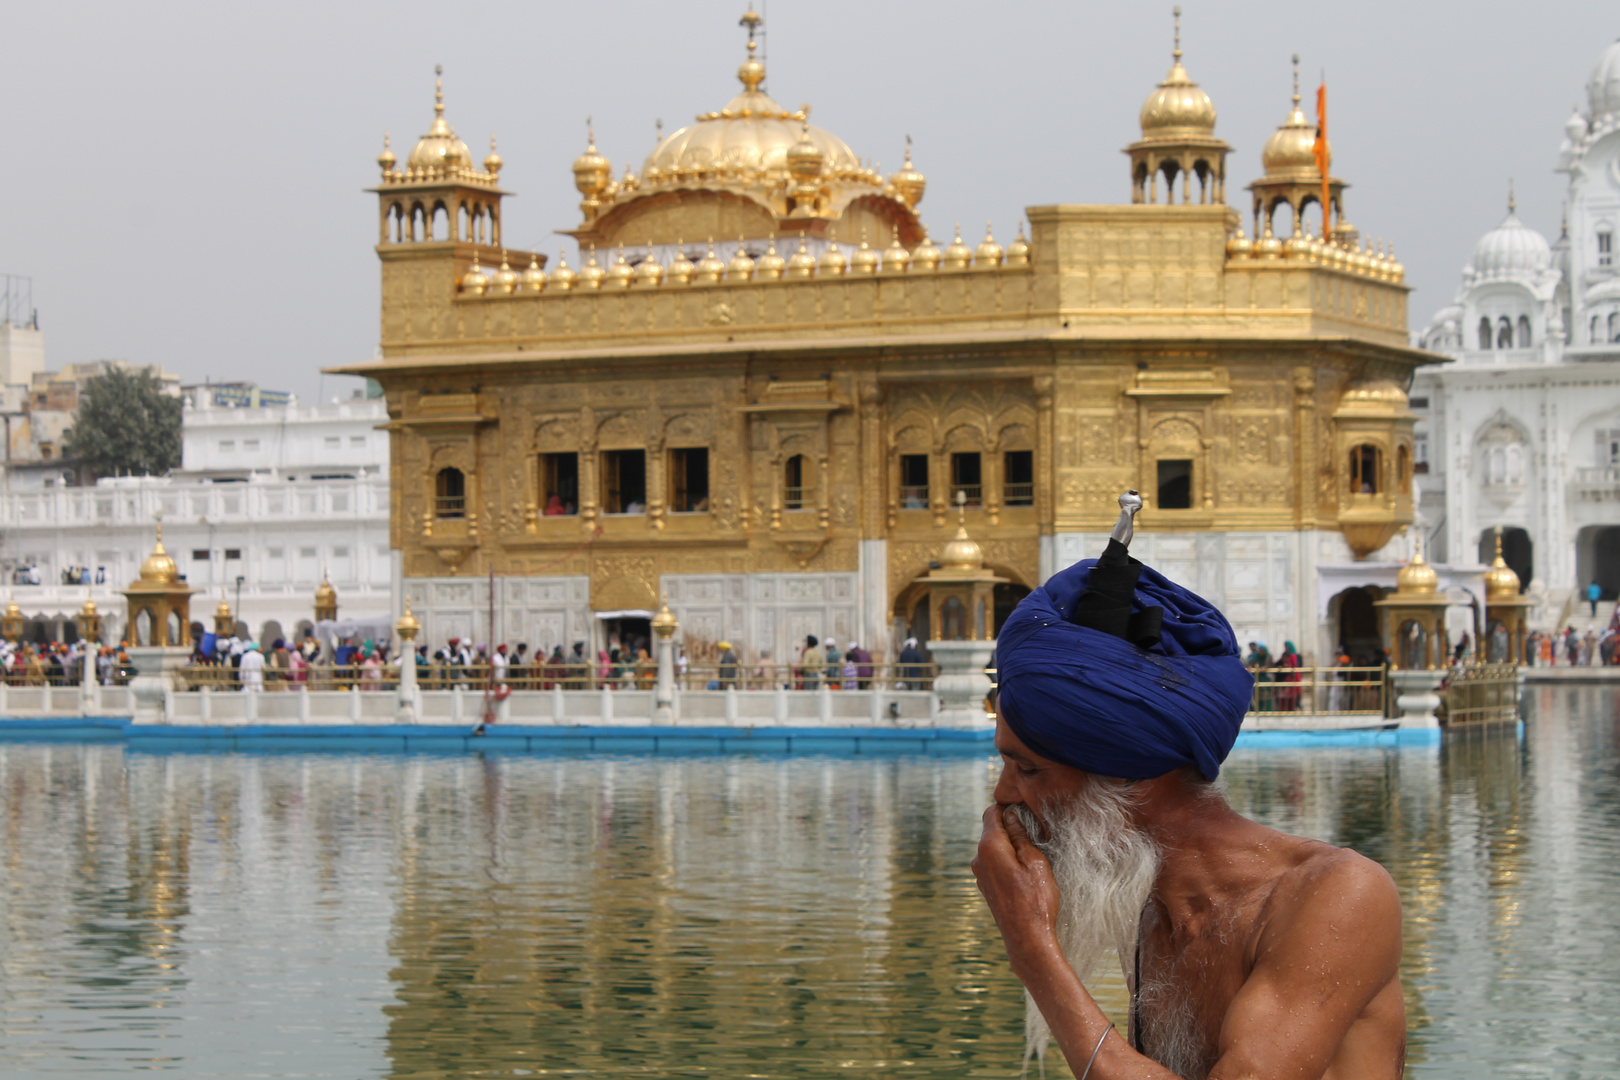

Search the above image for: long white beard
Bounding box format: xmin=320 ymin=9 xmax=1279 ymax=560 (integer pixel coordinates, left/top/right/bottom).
xmin=1011 ymin=781 xmax=1159 ymax=1077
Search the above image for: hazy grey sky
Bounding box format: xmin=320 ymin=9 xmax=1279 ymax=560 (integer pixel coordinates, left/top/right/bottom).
xmin=2 ymin=1 xmax=1612 ymax=403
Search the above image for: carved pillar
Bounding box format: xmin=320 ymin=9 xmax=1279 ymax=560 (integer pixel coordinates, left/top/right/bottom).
xmin=931 ymin=444 xmax=948 ymax=528
xmin=985 ymin=439 xmax=1003 ymax=526
xmin=578 ymin=408 xmax=599 ymax=535
xmin=1294 ymin=367 xmax=1317 ymax=528
xmin=817 ymin=455 xmax=831 ymax=532
xmin=1034 ymin=375 xmax=1055 ymax=528
xmin=858 ymin=378 xmax=885 ymax=537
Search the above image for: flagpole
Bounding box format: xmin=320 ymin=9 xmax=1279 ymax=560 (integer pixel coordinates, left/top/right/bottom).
xmin=1316 ymin=70 xmax=1331 ymax=242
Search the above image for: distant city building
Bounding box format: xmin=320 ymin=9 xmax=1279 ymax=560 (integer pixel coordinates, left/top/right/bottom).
xmin=0 ymin=389 xmax=389 ymax=645
xmin=1415 ymin=37 xmax=1620 ymax=628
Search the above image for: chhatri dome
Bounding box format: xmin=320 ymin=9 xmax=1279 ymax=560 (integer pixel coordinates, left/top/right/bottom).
xmin=1138 ymin=8 xmax=1217 ymax=138
xmin=1125 ymin=8 xmax=1230 ymax=206
xmin=1469 ymin=187 xmax=1551 ymax=280
xmin=407 ymin=66 xmax=472 ymax=171
xmin=1261 ymin=59 xmax=1328 ymax=178
xmin=1589 ymin=38 xmax=1620 ymax=120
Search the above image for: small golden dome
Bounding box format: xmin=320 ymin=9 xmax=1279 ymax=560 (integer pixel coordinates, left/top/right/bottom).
xmin=549 ymin=251 xmax=577 ymax=291
xmin=409 ymin=68 xmax=473 ymax=171
xmin=889 ymin=140 xmax=926 ymax=208
xmin=483 ymin=135 xmax=503 ymax=176
xmin=725 ymin=240 xmax=756 ymax=281
xmin=787 ymin=235 xmax=818 ymax=278
xmin=573 ymin=129 xmax=612 ymax=197
xmin=911 ymin=229 xmax=942 ymax=271
xmin=3 ymin=599 xmax=19 ymax=620
xmin=81 ymin=597 xmax=100 ymax=618
xmin=521 ymin=251 xmax=547 ymax=292
xmin=651 ymin=595 xmax=679 ymax=639
xmin=578 ymin=245 xmax=607 ymax=290
xmin=756 ymin=239 xmax=786 ymax=279
xmin=695 ymin=240 xmax=726 ymax=284
xmin=1262 ymin=60 xmax=1327 ymax=177
xmin=215 ymin=598 xmax=231 ymax=620
xmin=493 ymin=253 xmax=519 ymax=294
xmin=462 ymin=256 xmax=490 ymax=295
xmin=819 ymin=236 xmax=848 ymax=275
xmin=1484 ymin=532 xmax=1522 ymax=601
xmin=377 ymin=133 xmax=396 ymax=173
xmin=974 ymin=223 xmax=1004 ymax=268
xmin=396 ymin=599 xmax=421 ymax=642
xmin=634 ymin=244 xmax=665 ymax=287
xmin=942 ymin=225 xmax=972 ymax=270
xmin=606 ymin=245 xmax=635 ymax=288
xmin=787 ymin=125 xmax=824 ymax=177
xmin=1004 ymin=223 xmax=1030 ymax=267
xmin=940 ymin=522 xmax=985 ymax=572
xmin=1396 ymin=546 xmax=1439 ymax=596
xmin=668 ymin=242 xmax=697 ymax=285
xmin=850 ymin=232 xmax=880 ymax=275
xmin=1254 ymin=221 xmax=1284 ymax=260
xmin=1226 ymin=227 xmax=1252 ymax=259
xmin=1138 ymin=16 xmax=1217 ymax=139
xmin=315 ymin=575 xmax=338 ymax=608
xmin=881 ymin=228 xmax=911 ymax=273
xmin=139 ymin=527 xmax=178 ymax=585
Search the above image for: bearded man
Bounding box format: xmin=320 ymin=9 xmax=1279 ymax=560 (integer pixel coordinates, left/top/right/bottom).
xmin=972 ymin=497 xmax=1405 ymax=1080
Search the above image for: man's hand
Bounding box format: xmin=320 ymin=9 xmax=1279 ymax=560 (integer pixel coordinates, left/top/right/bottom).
xmin=971 ymin=804 xmax=1063 ymax=977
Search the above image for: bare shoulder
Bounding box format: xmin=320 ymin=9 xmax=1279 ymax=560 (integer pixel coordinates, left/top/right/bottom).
xmin=1252 ymin=830 xmax=1402 ymax=967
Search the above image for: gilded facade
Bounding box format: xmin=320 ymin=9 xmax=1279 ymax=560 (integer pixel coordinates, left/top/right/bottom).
xmin=336 ymin=13 xmax=1433 ymax=664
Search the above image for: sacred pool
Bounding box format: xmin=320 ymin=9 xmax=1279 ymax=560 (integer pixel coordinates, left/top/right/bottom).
xmin=0 ymin=686 xmax=1613 ymax=1078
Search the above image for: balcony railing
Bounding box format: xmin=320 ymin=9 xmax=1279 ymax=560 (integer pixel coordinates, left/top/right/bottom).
xmin=434 ymin=495 xmax=466 ymax=518
xmin=1571 ymin=467 xmax=1620 ymax=501
xmin=897 ymin=485 xmax=929 ymax=509
xmin=951 ymin=484 xmax=982 ymax=506
xmin=783 ymin=486 xmax=815 ymax=510
xmin=1003 ymin=482 xmax=1034 ymax=506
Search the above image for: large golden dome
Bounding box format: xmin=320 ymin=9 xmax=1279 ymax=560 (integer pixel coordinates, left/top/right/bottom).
xmin=407 ymin=68 xmax=472 ymax=171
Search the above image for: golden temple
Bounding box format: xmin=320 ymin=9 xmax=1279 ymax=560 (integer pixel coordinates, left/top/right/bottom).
xmin=334 ymin=9 xmax=1431 ymax=663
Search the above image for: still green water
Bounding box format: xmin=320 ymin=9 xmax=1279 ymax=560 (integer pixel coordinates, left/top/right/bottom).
xmin=0 ymin=687 xmax=1615 ymax=1078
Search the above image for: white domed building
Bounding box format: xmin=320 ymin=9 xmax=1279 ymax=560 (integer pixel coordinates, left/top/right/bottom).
xmin=1415 ymin=37 xmax=1620 ymax=628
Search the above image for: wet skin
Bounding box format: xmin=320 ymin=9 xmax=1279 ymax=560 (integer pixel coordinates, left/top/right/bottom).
xmin=971 ymin=716 xmax=1406 ymax=1080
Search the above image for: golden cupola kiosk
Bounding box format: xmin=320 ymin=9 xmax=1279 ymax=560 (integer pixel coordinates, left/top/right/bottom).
xmin=121 ymin=522 xmax=198 ymax=722
xmin=1482 ymin=528 xmax=1533 ymax=666
xmin=919 ymin=493 xmax=1005 ymax=729
xmin=1374 ymin=534 xmax=1451 ymax=730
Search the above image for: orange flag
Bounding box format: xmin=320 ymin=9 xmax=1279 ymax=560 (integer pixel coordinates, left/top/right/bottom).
xmin=1313 ymin=82 xmax=1331 ymax=240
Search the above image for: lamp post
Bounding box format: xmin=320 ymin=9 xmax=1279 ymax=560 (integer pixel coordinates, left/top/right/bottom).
xmin=920 ymin=490 xmax=1006 ymax=729
xmin=651 ymin=595 xmax=678 ymax=723
xmin=78 ymin=594 xmax=101 ymax=711
xmin=395 ymin=598 xmax=421 ymax=723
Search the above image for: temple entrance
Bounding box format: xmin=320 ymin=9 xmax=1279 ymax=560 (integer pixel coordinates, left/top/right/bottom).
xmin=1329 ymin=586 xmax=1385 ymax=663
xmin=595 ymin=612 xmax=652 ymax=665
xmin=1576 ymin=525 xmax=1620 ymax=600
xmin=1477 ymin=527 xmax=1532 ymax=591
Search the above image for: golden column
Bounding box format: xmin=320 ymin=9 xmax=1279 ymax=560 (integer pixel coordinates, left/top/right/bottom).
xmin=395 ymin=599 xmax=422 ymax=722
xmin=315 ymin=576 xmax=339 ymax=623
xmin=214 ymin=598 xmax=236 ymax=638
xmin=1 ymin=599 xmax=24 ymax=644
xmin=652 ymin=595 xmax=679 ymax=722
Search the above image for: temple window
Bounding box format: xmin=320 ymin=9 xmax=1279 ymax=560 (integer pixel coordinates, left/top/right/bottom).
xmin=1349 ymin=444 xmax=1380 ymax=495
xmin=898 ymin=454 xmax=928 ymax=509
xmin=1517 ymin=315 xmax=1532 ymax=348
xmin=951 ymin=452 xmax=982 ymax=506
xmin=668 ymin=447 xmax=710 ymax=513
xmin=1156 ymin=459 xmax=1193 ymax=509
xmin=1478 ymin=317 xmax=1493 ymax=350
xmin=1600 ymin=230 xmax=1613 ymax=267
xmin=1414 ymin=435 xmax=1429 ymax=475
xmin=434 ymin=467 xmax=465 ymax=518
xmin=601 ymin=450 xmax=646 ymax=514
xmin=1496 ymin=316 xmax=1513 ymax=349
xmin=1003 ymin=450 xmax=1034 ymax=506
xmin=539 ymin=452 xmax=578 ymax=516
xmin=783 ymin=454 xmax=811 ymax=510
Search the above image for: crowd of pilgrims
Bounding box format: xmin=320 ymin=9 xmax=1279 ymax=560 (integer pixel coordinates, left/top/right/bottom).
xmin=176 ymin=628 xmax=938 ymax=691
xmin=0 ymin=640 xmax=132 ymax=686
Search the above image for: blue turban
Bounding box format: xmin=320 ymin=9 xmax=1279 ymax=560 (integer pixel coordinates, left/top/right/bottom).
xmin=996 ymin=551 xmax=1254 ymax=781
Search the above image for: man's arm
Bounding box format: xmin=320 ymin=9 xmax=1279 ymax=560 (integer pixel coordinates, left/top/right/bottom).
xmin=1206 ymin=853 xmax=1403 ymax=1080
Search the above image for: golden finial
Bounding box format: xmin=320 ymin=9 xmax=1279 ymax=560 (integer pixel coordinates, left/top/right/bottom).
xmin=434 ymin=64 xmax=444 ymax=119
xmin=484 ymin=134 xmax=502 ymax=175
xmin=378 ymin=132 xmax=395 ymax=171
xmin=737 ymin=4 xmax=766 ymax=90
xmin=1172 ymin=6 xmax=1182 ymax=63
xmin=1290 ymin=53 xmax=1300 ymax=107
xmin=1507 ymin=178 xmax=1516 ymax=215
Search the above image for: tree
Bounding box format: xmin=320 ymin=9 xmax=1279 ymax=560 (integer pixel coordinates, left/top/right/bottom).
xmin=64 ymin=368 xmax=182 ymax=478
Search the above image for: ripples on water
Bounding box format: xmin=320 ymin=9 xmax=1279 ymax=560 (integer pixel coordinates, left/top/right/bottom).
xmin=0 ymin=687 xmax=1616 ymax=1078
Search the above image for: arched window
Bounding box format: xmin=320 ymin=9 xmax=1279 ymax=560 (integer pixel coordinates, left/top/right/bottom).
xmin=435 ymin=467 xmax=466 ymax=518
xmin=1517 ymin=315 xmax=1531 ymax=348
xmin=1496 ymin=316 xmax=1513 ymax=349
xmin=1506 ymin=444 xmax=1523 ymax=485
xmin=1349 ymin=444 xmax=1380 ymax=495
xmin=784 ymin=454 xmax=807 ymax=510
xmin=1487 ymin=446 xmax=1506 ymax=485
xmin=1610 ymin=312 xmax=1620 ymax=343
xmin=1479 ymin=317 xmax=1493 ymax=350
